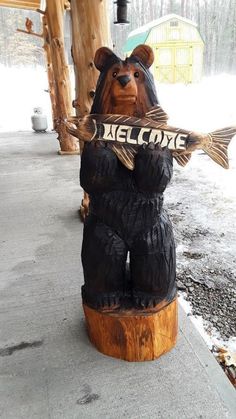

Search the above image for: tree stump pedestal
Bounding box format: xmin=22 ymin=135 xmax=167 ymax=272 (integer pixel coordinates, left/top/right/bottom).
xmin=83 ymin=299 xmax=178 ymax=362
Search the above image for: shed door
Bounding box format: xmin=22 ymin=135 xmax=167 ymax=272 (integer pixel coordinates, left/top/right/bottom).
xmin=175 ymin=46 xmax=192 ymax=83
xmin=154 ymin=45 xmax=192 ymax=83
xmin=154 ymin=46 xmax=174 ymax=83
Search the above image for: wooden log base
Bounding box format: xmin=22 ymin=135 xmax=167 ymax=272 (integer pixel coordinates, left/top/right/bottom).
xmin=57 ymin=150 xmax=80 ymax=155
xmin=83 ymin=299 xmax=178 ymax=362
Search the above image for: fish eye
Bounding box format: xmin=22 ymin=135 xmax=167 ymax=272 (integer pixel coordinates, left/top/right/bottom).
xmin=134 ymin=71 xmax=139 ymax=78
xmin=112 ymin=71 xmax=117 ymax=78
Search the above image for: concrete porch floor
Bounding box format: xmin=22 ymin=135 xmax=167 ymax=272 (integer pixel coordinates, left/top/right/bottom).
xmin=0 ymin=131 xmax=235 ymax=419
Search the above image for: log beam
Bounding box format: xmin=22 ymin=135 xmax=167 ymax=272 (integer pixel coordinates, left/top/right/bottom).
xmin=0 ymin=0 xmax=39 ymax=10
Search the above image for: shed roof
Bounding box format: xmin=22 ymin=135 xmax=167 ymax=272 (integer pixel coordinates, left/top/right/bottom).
xmin=0 ymin=0 xmax=41 ymax=10
xmin=124 ymin=30 xmax=149 ymax=53
xmin=128 ymin=14 xmax=198 ymax=38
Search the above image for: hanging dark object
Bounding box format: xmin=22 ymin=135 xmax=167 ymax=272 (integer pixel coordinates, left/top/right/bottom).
xmin=114 ymin=0 xmax=130 ymax=25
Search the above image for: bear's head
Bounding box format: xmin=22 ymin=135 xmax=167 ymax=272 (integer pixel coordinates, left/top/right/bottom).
xmin=91 ymin=44 xmax=159 ymax=117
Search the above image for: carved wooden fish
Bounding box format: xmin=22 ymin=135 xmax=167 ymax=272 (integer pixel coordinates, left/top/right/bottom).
xmin=66 ymin=105 xmax=236 ymax=170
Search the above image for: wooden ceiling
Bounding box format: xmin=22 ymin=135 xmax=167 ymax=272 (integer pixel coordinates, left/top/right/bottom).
xmin=0 ymin=0 xmax=41 ymax=10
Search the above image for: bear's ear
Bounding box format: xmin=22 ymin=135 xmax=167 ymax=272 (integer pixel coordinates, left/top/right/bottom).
xmin=94 ymin=47 xmax=118 ymax=72
xmin=130 ymin=44 xmax=154 ymax=68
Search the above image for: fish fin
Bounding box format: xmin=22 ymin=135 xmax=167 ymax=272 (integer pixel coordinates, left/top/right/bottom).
xmin=66 ymin=116 xmax=96 ymax=141
xmin=209 ymin=126 xmax=236 ymax=139
xmin=145 ymin=105 xmax=169 ymax=124
xmin=67 ymin=116 xmax=79 ymax=125
xmin=173 ymin=152 xmax=192 ymax=167
xmin=65 ymin=121 xmax=79 ymax=138
xmin=102 ymin=114 xmax=153 ymax=127
xmin=112 ymin=144 xmax=137 ymax=170
xmin=204 ymin=126 xmax=236 ymax=169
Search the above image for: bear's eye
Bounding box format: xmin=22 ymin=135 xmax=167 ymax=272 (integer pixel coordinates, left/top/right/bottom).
xmin=134 ymin=71 xmax=139 ymax=78
xmin=112 ymin=71 xmax=117 ymax=78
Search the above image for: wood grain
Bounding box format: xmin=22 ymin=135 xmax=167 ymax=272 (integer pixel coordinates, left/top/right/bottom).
xmin=83 ymin=299 xmax=178 ymax=361
xmin=42 ymin=15 xmax=57 ymax=130
xmin=70 ymin=0 xmax=111 ymax=215
xmin=46 ymin=0 xmax=79 ymax=152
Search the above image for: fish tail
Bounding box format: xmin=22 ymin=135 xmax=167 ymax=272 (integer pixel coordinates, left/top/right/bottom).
xmin=67 ymin=116 xmax=78 ymax=124
xmin=80 ymin=116 xmax=97 ymax=140
xmin=66 ymin=116 xmax=96 ymax=141
xmin=65 ymin=120 xmax=79 ymax=138
xmin=203 ymin=127 xmax=236 ymax=169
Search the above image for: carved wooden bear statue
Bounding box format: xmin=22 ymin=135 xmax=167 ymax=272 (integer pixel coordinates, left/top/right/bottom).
xmin=80 ymin=45 xmax=176 ymax=312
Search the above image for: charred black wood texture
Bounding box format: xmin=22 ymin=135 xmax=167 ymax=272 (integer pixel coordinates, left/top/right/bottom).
xmin=81 ymin=143 xmax=176 ymax=310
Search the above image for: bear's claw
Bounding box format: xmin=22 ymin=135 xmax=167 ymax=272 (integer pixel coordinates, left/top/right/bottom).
xmin=133 ymin=294 xmax=163 ymax=310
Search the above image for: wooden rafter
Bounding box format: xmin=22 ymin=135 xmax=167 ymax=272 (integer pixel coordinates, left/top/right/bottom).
xmin=0 ymin=0 xmax=40 ymax=10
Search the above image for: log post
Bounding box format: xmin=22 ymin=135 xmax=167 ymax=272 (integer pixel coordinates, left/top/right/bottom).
xmin=70 ymin=0 xmax=112 ymax=215
xmin=45 ymin=0 xmax=79 ymax=153
xmin=42 ymin=15 xmax=57 ymax=130
xmin=70 ymin=0 xmax=111 ymax=120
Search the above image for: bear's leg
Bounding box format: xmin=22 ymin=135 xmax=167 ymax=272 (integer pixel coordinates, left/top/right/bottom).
xmin=130 ymin=217 xmax=176 ymax=309
xmin=81 ymin=215 xmax=128 ymax=310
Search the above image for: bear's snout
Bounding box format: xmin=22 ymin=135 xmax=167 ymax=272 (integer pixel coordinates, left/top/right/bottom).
xmin=117 ymin=75 xmax=131 ymax=87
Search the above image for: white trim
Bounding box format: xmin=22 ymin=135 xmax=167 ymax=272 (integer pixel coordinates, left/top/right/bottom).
xmin=128 ymin=14 xmax=198 ymax=38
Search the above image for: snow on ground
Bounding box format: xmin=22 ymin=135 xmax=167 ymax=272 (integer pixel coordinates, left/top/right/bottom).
xmin=156 ymin=74 xmax=236 ymax=132
xmin=155 ymin=75 xmax=236 ymax=202
xmin=0 ymin=65 xmax=53 ymax=132
xmin=154 ymin=74 xmax=236 ymax=371
xmin=0 ymin=65 xmax=76 ymax=133
xmin=179 ymin=294 xmax=236 ymax=354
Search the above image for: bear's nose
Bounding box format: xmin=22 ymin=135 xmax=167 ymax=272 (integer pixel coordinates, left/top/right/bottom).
xmin=117 ymin=75 xmax=131 ymax=87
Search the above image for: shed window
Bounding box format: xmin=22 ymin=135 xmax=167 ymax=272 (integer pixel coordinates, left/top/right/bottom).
xmin=170 ymin=21 xmax=178 ymax=27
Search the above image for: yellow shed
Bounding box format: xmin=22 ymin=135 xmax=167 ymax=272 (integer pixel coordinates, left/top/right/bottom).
xmin=123 ymin=14 xmax=204 ymax=83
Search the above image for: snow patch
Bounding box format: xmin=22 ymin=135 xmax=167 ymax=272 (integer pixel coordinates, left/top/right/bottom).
xmin=0 ymin=65 xmax=53 ymax=132
xmin=179 ymin=294 xmax=236 ymax=355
